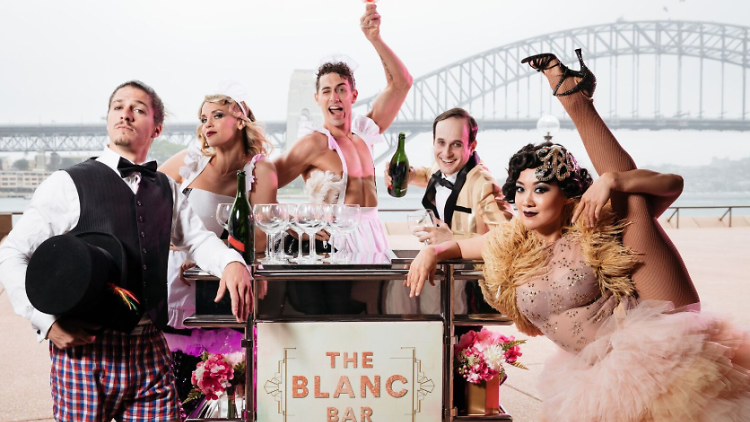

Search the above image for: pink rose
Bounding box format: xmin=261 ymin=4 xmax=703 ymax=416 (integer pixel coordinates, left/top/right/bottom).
xmin=504 ymin=346 xmax=522 ymax=363
xmin=192 ymin=354 xmax=235 ymax=400
xmin=455 ymin=330 xmax=478 ymax=355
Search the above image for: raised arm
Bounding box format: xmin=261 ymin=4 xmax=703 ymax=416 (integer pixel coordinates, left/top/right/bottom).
xmin=573 ymin=169 xmax=685 ymax=226
xmin=272 ymin=134 xmax=324 ymax=188
xmin=360 ymin=4 xmax=413 ymax=133
xmin=157 ymin=148 xmax=188 ymax=183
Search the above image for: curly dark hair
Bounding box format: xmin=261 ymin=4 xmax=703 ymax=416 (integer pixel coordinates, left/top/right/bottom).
xmin=316 ymin=62 xmax=356 ymax=92
xmin=501 ymin=142 xmax=593 ymax=203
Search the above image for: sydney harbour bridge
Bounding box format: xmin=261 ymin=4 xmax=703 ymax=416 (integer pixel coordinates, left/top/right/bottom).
xmin=2 ymin=20 xmax=749 ymax=165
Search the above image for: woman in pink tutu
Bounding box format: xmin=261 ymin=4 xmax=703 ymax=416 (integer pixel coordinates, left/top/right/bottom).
xmin=406 ymin=49 xmax=750 ymax=422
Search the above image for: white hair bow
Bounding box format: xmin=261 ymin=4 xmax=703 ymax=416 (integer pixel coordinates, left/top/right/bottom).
xmin=318 ymin=53 xmax=359 ymax=73
xmin=215 ymin=79 xmax=250 ymax=117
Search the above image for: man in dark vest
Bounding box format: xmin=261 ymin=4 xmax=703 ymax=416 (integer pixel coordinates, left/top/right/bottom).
xmin=0 ymin=81 xmax=252 ymax=422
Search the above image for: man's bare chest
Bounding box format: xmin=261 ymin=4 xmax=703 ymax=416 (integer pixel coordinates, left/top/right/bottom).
xmin=312 ymin=137 xmax=374 ymax=179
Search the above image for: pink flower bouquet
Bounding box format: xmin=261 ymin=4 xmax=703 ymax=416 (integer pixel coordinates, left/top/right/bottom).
xmin=186 ymin=351 xmax=246 ymax=403
xmin=454 ymin=329 xmax=527 ymax=384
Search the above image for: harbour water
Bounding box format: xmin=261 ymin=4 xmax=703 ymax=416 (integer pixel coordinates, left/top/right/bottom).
xmin=2 ymin=191 xmax=749 ymax=225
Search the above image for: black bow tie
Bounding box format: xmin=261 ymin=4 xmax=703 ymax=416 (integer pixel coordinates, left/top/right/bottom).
xmin=431 ymin=173 xmax=455 ymax=190
xmin=117 ymin=157 xmax=157 ymax=181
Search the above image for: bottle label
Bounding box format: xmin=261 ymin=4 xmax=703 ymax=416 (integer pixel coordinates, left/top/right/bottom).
xmin=228 ymin=235 xmax=246 ymax=252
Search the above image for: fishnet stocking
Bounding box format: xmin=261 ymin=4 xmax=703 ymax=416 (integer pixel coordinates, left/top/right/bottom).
xmin=539 ymin=58 xmax=699 ymax=307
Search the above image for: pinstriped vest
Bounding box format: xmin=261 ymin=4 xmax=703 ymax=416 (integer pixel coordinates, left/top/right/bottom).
xmin=66 ymin=159 xmax=173 ymax=331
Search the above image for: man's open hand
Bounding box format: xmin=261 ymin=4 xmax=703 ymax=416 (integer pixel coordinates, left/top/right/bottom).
xmin=215 ymin=262 xmax=253 ymax=323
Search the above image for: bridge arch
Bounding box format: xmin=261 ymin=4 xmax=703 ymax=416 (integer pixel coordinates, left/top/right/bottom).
xmin=355 ymin=20 xmax=750 ymax=163
xmin=3 ymin=21 xmax=749 ymax=162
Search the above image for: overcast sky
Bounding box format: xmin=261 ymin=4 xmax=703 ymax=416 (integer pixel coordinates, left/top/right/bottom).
xmin=1 ymin=0 xmax=748 ymax=124
xmin=1 ymin=0 xmax=749 ymax=173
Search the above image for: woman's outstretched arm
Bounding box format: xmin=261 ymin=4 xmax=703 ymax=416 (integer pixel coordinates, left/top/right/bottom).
xmin=405 ymin=233 xmax=487 ymax=297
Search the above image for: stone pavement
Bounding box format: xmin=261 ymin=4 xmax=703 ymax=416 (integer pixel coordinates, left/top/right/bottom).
xmin=1 ymin=227 xmax=748 ymax=422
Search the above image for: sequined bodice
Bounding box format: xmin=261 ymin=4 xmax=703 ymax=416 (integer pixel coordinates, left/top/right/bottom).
xmin=516 ymin=235 xmax=630 ymax=353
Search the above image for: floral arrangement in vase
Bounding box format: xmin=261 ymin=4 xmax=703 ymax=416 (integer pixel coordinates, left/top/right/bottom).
xmin=185 ymin=351 xmax=246 ymax=418
xmin=454 ymin=328 xmax=527 ymax=383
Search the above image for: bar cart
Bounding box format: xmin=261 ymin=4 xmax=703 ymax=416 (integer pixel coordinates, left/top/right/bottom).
xmin=183 ymin=250 xmax=514 ymax=422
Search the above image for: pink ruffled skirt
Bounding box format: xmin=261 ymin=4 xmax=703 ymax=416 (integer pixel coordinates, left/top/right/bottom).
xmin=163 ymin=328 xmax=243 ymax=357
xmin=539 ymin=301 xmax=750 ymax=422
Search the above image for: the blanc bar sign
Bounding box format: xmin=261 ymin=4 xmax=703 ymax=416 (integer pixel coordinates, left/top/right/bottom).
xmin=257 ymin=322 xmax=443 ymax=422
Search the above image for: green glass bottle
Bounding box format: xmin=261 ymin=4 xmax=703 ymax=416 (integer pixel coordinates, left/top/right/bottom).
xmin=225 ymin=385 xmax=239 ymax=418
xmin=228 ymin=170 xmax=254 ymax=264
xmin=387 ymin=132 xmax=409 ymax=198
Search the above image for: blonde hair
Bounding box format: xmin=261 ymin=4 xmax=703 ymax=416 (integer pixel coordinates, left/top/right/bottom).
xmin=196 ymin=94 xmax=272 ymax=158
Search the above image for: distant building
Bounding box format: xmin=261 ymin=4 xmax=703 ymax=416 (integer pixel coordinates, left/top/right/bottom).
xmin=0 ymin=170 xmax=53 ymax=196
xmin=34 ymin=152 xmax=46 ymax=171
xmin=286 ymin=69 xmax=323 ymax=148
xmin=49 ymin=152 xmax=61 ymax=171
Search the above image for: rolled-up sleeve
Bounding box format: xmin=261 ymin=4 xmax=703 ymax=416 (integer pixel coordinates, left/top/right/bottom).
xmin=0 ymin=171 xmax=80 ymax=341
xmin=412 ymin=165 xmax=435 ymax=188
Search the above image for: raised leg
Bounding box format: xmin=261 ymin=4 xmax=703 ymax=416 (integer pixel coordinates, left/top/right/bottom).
xmin=529 ymin=52 xmax=699 ymax=307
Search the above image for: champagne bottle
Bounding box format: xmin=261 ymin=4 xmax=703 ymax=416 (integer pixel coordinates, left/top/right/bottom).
xmin=226 ymin=385 xmax=239 ymax=418
xmin=387 ymin=132 xmax=409 ymax=197
xmin=228 ymin=170 xmax=254 ymax=264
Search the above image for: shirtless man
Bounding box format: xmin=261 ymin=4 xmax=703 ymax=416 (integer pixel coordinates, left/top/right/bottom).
xmin=274 ymin=3 xmax=412 ymax=254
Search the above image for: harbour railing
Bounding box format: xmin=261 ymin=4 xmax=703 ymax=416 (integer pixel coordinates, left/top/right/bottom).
xmin=664 ymin=205 xmax=750 ymax=229
xmin=380 ymin=205 xmax=750 ymax=229
xmin=2 ymin=206 xmax=750 ymax=233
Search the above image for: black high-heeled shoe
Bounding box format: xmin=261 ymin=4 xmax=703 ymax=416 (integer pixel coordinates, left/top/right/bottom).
xmin=521 ymin=53 xmax=562 ymax=72
xmin=521 ymin=48 xmax=597 ymax=99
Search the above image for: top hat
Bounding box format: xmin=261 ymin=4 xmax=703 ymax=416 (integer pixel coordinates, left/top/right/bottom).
xmin=25 ymin=232 xmax=142 ymax=332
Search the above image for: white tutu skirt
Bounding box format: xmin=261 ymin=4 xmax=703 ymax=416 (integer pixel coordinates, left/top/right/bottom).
xmin=539 ymin=301 xmax=750 ymax=422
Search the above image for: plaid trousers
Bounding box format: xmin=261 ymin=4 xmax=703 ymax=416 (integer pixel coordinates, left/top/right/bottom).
xmin=49 ymin=324 xmax=180 ymax=422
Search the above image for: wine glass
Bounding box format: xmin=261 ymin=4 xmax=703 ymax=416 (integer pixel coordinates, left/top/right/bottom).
xmin=407 ymin=210 xmax=436 ymax=246
xmin=253 ymin=204 xmax=286 ymax=264
xmin=287 ymin=204 xmax=307 ymax=263
xmin=323 ymin=205 xmax=343 ymax=262
xmin=215 ymin=203 xmax=232 ymax=232
xmin=270 ymin=205 xmax=290 ymax=261
xmin=273 ymin=205 xmax=294 ymax=260
xmin=295 ymin=204 xmax=326 ymax=264
xmin=332 ymin=205 xmax=361 ymax=262
xmin=320 ymin=205 xmax=336 ymax=261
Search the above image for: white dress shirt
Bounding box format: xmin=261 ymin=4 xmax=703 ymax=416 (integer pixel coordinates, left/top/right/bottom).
xmin=435 ymin=172 xmax=458 ymax=222
xmin=0 ymin=147 xmax=245 ymax=341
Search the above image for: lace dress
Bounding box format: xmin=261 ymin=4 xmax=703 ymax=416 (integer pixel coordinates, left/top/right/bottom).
xmin=163 ymin=142 xmax=265 ymax=355
xmin=515 ymin=235 xmax=750 ymax=422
